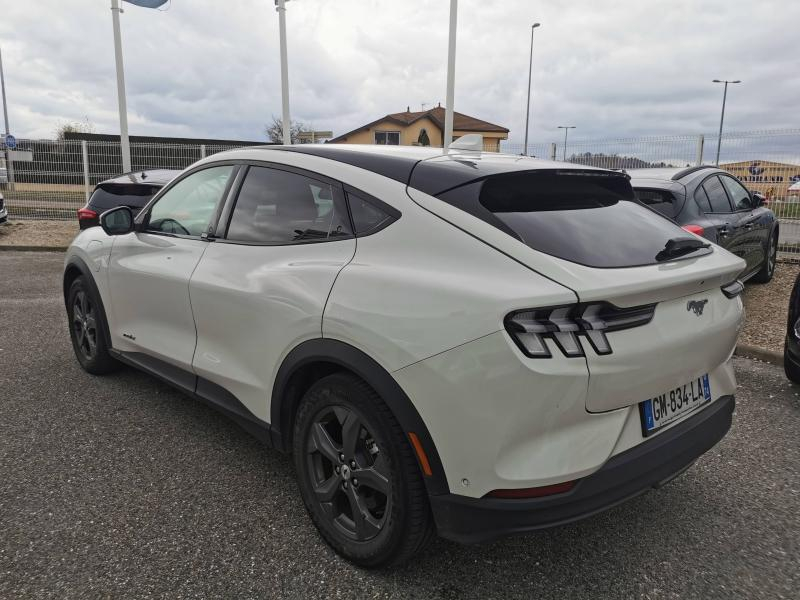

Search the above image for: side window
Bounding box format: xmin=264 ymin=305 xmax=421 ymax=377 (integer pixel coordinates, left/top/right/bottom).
xmin=634 ymin=189 xmax=678 ymax=219
xmin=720 ymin=175 xmax=752 ymax=211
xmin=694 ymin=186 xmax=712 ymax=212
xmin=375 ymin=131 xmax=400 ymax=145
xmin=700 ymin=176 xmax=733 ymax=213
xmin=146 ymin=166 xmax=234 ymax=236
xmin=347 ymin=192 xmax=396 ymax=234
xmin=226 ymin=166 xmax=353 ymax=244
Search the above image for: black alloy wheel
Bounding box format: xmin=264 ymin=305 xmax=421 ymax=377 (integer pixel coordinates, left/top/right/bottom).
xmin=293 ymin=373 xmax=433 ymax=567
xmin=305 ymin=405 xmax=391 ymax=541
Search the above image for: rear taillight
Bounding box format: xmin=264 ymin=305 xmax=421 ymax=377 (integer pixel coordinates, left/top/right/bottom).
xmin=77 ymin=207 xmax=98 ymax=221
xmin=486 ymin=480 xmax=576 ymax=499
xmin=505 ymin=302 xmax=656 ymax=358
xmin=682 ymin=224 xmax=705 ymax=236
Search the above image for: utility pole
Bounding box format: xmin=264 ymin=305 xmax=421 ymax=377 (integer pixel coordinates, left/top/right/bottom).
xmin=523 ymin=23 xmax=541 ymax=156
xmin=110 ymin=0 xmax=132 ymax=172
xmin=558 ymin=126 xmax=576 ymax=161
xmin=0 ymin=46 xmax=15 ymax=188
xmin=276 ymin=0 xmax=292 ymax=145
xmin=712 ymin=79 xmax=741 ymax=166
xmin=443 ymin=0 xmax=457 ymax=150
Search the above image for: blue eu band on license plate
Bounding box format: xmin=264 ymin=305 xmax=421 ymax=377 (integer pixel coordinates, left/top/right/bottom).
xmin=641 ymin=374 xmax=711 ymax=435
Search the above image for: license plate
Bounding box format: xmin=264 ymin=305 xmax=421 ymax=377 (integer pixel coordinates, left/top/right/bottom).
xmin=640 ymin=374 xmax=711 ymax=436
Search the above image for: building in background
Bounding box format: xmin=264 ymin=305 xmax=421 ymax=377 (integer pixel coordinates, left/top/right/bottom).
xmin=329 ymin=105 xmax=509 ymax=151
xmin=721 ymin=160 xmax=800 ymax=200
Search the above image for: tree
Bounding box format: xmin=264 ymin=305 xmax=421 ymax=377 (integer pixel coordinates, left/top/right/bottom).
xmin=265 ymin=116 xmax=309 ymax=144
xmin=54 ymin=117 xmax=95 ymax=140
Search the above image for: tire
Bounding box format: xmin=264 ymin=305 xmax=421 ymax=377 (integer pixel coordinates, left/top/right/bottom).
xmin=784 ymin=343 xmax=800 ymax=384
xmin=292 ymin=372 xmax=434 ymax=568
xmin=67 ymin=276 xmax=119 ymax=375
xmin=752 ymin=228 xmax=778 ymax=284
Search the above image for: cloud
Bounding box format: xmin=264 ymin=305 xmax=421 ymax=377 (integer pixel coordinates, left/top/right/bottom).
xmin=0 ymin=0 xmax=798 ymax=144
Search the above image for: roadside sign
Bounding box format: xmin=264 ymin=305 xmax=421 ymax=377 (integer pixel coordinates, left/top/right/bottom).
xmin=4 ymin=134 xmax=16 ymax=149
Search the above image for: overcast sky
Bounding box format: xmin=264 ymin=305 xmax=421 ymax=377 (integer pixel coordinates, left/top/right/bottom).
xmin=1 ymin=0 xmax=798 ymax=145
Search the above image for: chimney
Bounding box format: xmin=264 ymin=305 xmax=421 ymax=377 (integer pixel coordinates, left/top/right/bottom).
xmin=438 ymin=102 xmax=441 ymax=108
xmin=407 ymin=106 xmax=410 ymax=112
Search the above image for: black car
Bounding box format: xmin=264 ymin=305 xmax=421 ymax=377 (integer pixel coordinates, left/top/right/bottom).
xmin=78 ymin=169 xmax=180 ymax=229
xmin=785 ymin=273 xmax=800 ymax=383
xmin=629 ymin=165 xmax=778 ymax=283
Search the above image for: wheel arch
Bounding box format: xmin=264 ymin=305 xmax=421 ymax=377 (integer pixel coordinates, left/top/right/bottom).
xmin=63 ymin=256 xmax=113 ymax=349
xmin=271 ymin=338 xmax=450 ymax=495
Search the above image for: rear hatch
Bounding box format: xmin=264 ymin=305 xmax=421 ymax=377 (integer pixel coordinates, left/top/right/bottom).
xmin=407 ymin=166 xmax=745 ymax=413
xmin=88 ymin=182 xmax=161 ymax=214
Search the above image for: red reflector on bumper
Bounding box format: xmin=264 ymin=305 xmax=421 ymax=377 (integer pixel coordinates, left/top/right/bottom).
xmin=485 ymin=480 xmax=576 ymax=499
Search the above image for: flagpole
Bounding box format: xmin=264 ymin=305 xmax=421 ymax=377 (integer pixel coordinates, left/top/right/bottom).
xmin=111 ymin=0 xmax=132 ymax=172
xmin=443 ymin=0 xmax=457 ymax=151
xmin=276 ymin=0 xmax=291 ymax=145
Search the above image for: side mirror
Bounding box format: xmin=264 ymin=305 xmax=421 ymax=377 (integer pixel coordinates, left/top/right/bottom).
xmin=100 ymin=206 xmax=134 ymax=236
xmin=751 ymin=192 xmax=766 ymax=208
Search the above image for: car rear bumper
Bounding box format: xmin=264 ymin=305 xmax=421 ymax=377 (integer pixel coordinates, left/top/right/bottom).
xmin=430 ymin=394 xmax=734 ymax=544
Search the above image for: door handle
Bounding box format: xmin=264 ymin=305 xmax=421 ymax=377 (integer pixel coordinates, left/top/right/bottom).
xmin=718 ymin=226 xmax=730 ymax=237
xmin=744 ymin=223 xmax=754 ymax=230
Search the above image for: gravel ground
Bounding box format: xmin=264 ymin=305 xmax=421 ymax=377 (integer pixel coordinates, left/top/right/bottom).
xmin=740 ymin=261 xmax=800 ymax=353
xmin=0 ymin=220 xmax=78 ymax=248
xmin=1 ymin=251 xmax=799 ymax=599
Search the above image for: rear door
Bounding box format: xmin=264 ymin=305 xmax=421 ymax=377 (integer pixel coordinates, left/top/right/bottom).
xmin=189 ymin=164 xmax=356 ymax=422
xmin=695 ymin=175 xmax=748 ymax=258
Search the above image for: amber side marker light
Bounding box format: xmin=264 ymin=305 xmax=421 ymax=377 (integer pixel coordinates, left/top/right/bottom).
xmin=485 ymin=480 xmax=576 ymax=499
xmin=408 ymin=432 xmax=433 ymax=477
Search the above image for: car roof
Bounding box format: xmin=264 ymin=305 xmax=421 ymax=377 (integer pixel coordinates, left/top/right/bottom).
xmin=98 ymin=169 xmax=181 ymax=187
xmin=204 ymin=144 xmax=624 ymax=196
xmin=628 ymin=165 xmax=722 ymax=183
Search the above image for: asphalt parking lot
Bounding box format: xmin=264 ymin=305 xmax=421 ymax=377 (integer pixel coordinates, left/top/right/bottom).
xmin=1 ymin=250 xmax=799 ymax=599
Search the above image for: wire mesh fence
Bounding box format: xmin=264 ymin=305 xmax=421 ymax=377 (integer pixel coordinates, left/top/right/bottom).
xmin=3 ymin=130 xmax=800 ymax=255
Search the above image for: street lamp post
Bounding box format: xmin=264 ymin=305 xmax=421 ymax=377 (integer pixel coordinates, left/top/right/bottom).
xmin=557 ymin=126 xmax=576 ymax=161
xmin=110 ymin=0 xmax=132 ymax=172
xmin=0 ymin=46 xmax=15 ymax=189
xmin=712 ymin=79 xmax=741 ymax=166
xmin=275 ymin=0 xmax=292 ymax=145
xmin=522 ymin=23 xmax=541 ymax=156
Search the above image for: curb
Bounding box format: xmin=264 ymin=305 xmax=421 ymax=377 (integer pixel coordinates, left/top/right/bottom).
xmin=734 ymin=344 xmax=783 ymax=366
xmin=0 ymin=245 xmax=67 ymax=252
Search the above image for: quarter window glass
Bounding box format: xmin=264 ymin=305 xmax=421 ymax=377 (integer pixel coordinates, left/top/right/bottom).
xmin=720 ymin=175 xmax=752 ymax=210
xmin=634 ymin=189 xmax=678 ymax=218
xmin=694 ymin=186 xmax=712 ymax=212
xmin=347 ymin=192 xmax=394 ymax=234
xmin=146 ymin=166 xmax=234 ymax=236
xmin=701 ymin=176 xmax=733 ymax=213
xmin=226 ymin=166 xmax=352 ymax=243
xmin=375 ymin=131 xmax=400 ymax=145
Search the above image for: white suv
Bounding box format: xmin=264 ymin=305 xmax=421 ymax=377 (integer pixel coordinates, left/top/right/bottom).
xmin=63 ymin=144 xmax=745 ymax=567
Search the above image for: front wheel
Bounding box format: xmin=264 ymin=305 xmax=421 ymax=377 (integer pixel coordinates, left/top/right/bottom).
xmin=752 ymin=229 xmax=778 ymax=283
xmin=292 ymin=373 xmax=433 ymax=568
xmin=67 ymin=276 xmax=119 ymax=374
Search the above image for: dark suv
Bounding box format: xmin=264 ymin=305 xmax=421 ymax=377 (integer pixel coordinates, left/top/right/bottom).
xmin=629 ymin=165 xmax=778 ymax=283
xmin=78 ymin=170 xmax=179 ymax=229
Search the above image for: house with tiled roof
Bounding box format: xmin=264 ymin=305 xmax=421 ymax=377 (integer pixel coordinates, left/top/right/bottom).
xmin=328 ymin=105 xmax=509 ymax=152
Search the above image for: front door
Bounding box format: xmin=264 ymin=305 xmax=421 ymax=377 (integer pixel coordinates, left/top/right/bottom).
xmin=107 ymin=165 xmax=236 ymax=370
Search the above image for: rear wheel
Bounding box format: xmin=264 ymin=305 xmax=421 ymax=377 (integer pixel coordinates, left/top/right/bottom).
xmin=292 ymin=373 xmax=433 ymax=568
xmin=67 ymin=277 xmax=119 ymax=375
xmin=752 ymin=229 xmax=778 ymax=283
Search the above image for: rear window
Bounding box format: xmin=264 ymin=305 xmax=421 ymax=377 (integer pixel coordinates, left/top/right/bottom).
xmin=434 ymin=170 xmax=708 ymax=268
xmin=89 ymin=183 xmax=161 ymax=212
xmin=634 ymin=188 xmax=679 ymax=218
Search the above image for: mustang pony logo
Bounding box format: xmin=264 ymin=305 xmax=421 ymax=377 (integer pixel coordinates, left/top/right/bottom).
xmin=687 ymin=299 xmax=708 ymax=316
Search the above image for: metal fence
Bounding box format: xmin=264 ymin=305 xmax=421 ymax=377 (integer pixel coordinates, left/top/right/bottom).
xmin=3 ymin=130 xmax=800 ymax=255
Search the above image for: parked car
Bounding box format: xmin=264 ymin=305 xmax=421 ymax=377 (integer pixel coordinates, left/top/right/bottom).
xmin=63 ymin=145 xmax=745 ymax=567
xmin=78 ymin=169 xmax=180 ymax=229
xmin=629 ymin=165 xmax=778 ymax=283
xmin=0 ymin=190 xmax=7 ymax=223
xmin=784 ymin=271 xmax=800 ymax=383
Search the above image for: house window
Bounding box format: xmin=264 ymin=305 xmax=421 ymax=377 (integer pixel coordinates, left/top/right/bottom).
xmin=375 ymin=131 xmax=400 ymax=145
